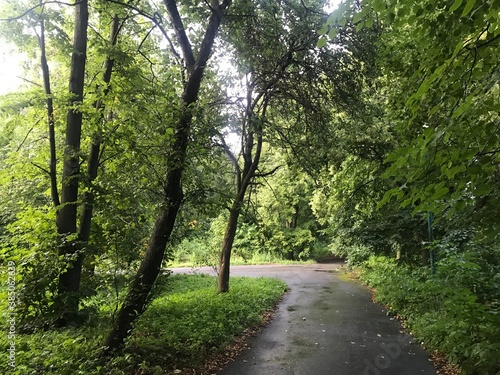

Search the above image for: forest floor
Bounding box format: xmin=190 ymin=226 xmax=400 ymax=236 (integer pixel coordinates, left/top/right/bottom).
xmin=172 ymin=263 xmax=438 ymax=375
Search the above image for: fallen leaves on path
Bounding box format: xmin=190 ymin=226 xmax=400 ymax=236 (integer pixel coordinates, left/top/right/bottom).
xmin=431 ymin=350 xmax=461 ymax=375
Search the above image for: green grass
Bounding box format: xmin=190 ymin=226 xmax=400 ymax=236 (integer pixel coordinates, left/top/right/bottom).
xmin=0 ymin=274 xmax=287 ymax=375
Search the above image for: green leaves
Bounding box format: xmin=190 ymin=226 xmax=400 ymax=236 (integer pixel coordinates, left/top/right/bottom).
xmin=372 ymin=0 xmax=386 ymax=12
xmin=449 ymin=0 xmax=478 ymax=17
xmin=461 ymin=0 xmax=476 ymax=17
xmin=353 ymin=10 xmax=364 ymax=24
xmin=328 ymin=27 xmax=338 ymax=39
xmin=363 ymin=0 xmax=500 ymax=236
xmin=452 ymin=92 xmax=474 ymax=118
xmin=317 ymin=23 xmax=328 ymax=35
xmin=317 ymin=36 xmax=327 ymax=48
xmin=449 ymin=0 xmax=463 ymax=13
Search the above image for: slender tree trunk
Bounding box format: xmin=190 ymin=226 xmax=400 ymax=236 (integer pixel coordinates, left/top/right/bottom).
xmin=217 ymin=158 xmax=261 ymax=293
xmin=217 ymin=95 xmax=266 ymax=293
xmin=79 ymin=15 xmax=120 ymax=267
xmin=101 ymin=0 xmax=231 ymax=356
xmin=38 ymin=8 xmax=60 ymax=207
xmin=55 ymin=0 xmax=89 ymax=325
xmin=218 ymin=192 xmax=245 ymax=293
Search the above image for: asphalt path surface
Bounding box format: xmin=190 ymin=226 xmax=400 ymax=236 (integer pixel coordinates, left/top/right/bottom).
xmin=172 ymin=263 xmax=437 ymax=375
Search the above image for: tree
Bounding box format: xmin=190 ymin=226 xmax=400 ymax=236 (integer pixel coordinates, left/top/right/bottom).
xmin=256 ymin=153 xmax=321 ymax=261
xmin=324 ymin=0 xmax=500 ymax=237
xmin=0 ymin=0 xmax=157 ymax=327
xmin=313 ymin=0 xmax=499 ymax=269
xmin=214 ymin=0 xmax=377 ymax=291
xmin=47 ymin=0 xmax=89 ymax=325
xmin=216 ymin=77 xmax=267 ymax=293
xmin=101 ymin=0 xmax=232 ymax=356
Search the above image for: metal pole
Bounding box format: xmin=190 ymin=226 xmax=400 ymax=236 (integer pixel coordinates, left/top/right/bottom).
xmin=427 ymin=212 xmax=436 ymax=275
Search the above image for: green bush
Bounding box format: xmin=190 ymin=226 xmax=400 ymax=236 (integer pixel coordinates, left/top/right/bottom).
xmin=0 ymin=206 xmax=66 ymax=329
xmin=359 ymin=255 xmax=500 ymax=375
xmin=172 ymin=237 xmax=218 ymax=267
xmin=345 ymin=244 xmax=373 ymax=268
xmin=310 ymin=241 xmax=334 ymax=262
xmin=265 ymin=227 xmax=315 ymax=261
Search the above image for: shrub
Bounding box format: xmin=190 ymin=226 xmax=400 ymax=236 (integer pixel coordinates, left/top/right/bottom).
xmin=359 ymin=255 xmax=500 ymax=375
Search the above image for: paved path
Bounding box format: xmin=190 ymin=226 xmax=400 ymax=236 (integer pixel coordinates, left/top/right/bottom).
xmin=172 ymin=263 xmax=436 ymax=375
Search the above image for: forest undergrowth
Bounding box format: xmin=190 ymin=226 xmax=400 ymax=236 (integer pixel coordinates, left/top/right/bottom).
xmin=0 ymin=274 xmax=287 ymax=374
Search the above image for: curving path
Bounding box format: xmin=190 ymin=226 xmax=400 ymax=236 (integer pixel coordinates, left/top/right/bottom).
xmin=172 ymin=263 xmax=436 ymax=375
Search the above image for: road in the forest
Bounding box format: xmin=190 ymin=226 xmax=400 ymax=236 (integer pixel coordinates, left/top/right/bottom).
xmin=172 ymin=263 xmax=436 ymax=375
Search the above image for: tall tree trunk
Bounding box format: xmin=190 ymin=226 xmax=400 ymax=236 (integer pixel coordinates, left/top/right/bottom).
xmin=101 ymin=0 xmax=231 ymax=357
xmin=218 ymin=100 xmax=265 ymax=293
xmin=217 ymin=156 xmax=261 ymax=292
xmin=55 ymin=0 xmax=89 ymax=325
xmin=79 ymin=15 xmax=121 ymax=274
xmin=38 ymin=7 xmax=60 ymax=207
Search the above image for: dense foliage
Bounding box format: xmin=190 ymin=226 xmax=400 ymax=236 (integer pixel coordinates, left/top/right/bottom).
xmin=360 ymin=255 xmax=500 ymax=375
xmin=0 ymin=0 xmax=498 ymax=372
xmin=315 ymin=1 xmax=500 ymax=373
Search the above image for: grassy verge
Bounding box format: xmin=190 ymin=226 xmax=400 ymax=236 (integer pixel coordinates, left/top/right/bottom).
xmin=357 ymin=256 xmax=500 ymax=375
xmin=168 ymin=255 xmax=315 ymax=268
xmin=0 ymin=274 xmax=287 ymax=374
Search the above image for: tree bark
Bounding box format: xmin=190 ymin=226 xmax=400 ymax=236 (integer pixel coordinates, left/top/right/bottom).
xmin=55 ymin=0 xmax=89 ymax=325
xmin=79 ymin=15 xmax=120 ymax=248
xmin=101 ymin=0 xmax=231 ymax=356
xmin=38 ymin=7 xmax=60 ymax=208
xmin=218 ymin=191 xmax=245 ymax=293
xmin=217 ymin=97 xmax=266 ymax=293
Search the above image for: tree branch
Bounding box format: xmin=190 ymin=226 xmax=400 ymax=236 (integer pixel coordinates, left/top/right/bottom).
xmin=15 ymin=76 xmax=42 ymax=88
xmin=163 ymin=0 xmax=195 ymax=69
xmin=216 ymin=134 xmax=242 ymax=190
xmin=31 ymin=162 xmax=51 ymax=176
xmin=16 ymin=118 xmax=42 ymax=152
xmin=104 ymin=0 xmax=182 ymax=63
xmin=254 ymin=165 xmax=281 ymax=178
xmin=0 ymin=0 xmax=84 ymax=21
